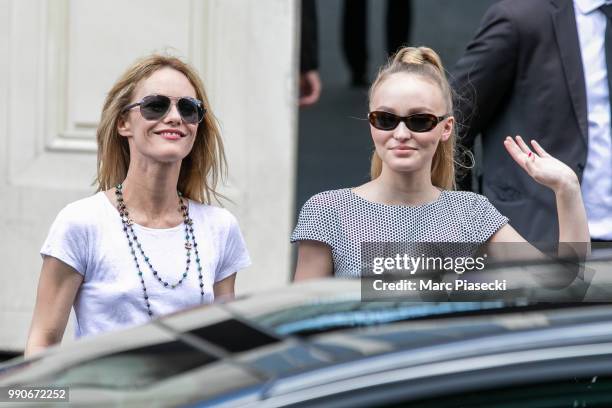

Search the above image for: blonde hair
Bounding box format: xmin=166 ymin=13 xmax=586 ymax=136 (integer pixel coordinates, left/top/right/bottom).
xmin=95 ymin=54 xmax=226 ymax=204
xmin=368 ymin=46 xmax=456 ymax=190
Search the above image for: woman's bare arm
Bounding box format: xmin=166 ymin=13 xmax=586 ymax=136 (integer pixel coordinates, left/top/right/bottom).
xmin=294 ymin=240 xmax=333 ymax=281
xmin=213 ymin=273 xmax=236 ymax=302
xmin=24 ymin=257 xmax=83 ymax=358
xmin=488 ymin=223 xmax=546 ymax=261
xmin=504 ymin=136 xmax=590 ymax=243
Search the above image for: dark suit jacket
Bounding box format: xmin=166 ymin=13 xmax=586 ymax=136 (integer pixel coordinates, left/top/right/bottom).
xmin=452 ymin=0 xmax=588 ymax=243
xmin=301 ymin=0 xmax=318 ymax=73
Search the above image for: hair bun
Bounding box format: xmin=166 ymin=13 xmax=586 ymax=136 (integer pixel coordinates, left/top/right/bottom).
xmin=392 ymin=46 xmax=446 ymax=79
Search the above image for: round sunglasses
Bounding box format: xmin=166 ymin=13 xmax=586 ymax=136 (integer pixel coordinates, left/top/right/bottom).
xmin=122 ymin=94 xmax=206 ymax=124
xmin=368 ymin=111 xmax=449 ymax=132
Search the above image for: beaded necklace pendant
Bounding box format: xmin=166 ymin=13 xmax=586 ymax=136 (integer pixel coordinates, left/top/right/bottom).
xmin=115 ymin=184 xmax=205 ymax=317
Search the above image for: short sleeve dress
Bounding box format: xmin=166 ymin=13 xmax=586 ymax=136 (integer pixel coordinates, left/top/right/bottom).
xmin=291 ymin=188 xmax=508 ymax=278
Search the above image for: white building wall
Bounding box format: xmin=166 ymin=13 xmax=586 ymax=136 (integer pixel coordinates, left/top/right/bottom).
xmin=0 ymin=0 xmax=298 ymax=352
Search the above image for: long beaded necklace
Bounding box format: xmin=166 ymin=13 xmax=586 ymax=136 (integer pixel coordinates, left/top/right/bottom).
xmin=115 ymin=184 xmax=204 ymax=317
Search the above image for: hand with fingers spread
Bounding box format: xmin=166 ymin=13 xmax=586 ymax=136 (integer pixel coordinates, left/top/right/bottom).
xmin=503 ymin=135 xmax=579 ymax=193
xmin=503 ymin=135 xmax=589 ymax=244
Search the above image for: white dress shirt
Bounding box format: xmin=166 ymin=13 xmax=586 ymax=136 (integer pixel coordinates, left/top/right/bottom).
xmin=574 ymin=0 xmax=612 ymax=239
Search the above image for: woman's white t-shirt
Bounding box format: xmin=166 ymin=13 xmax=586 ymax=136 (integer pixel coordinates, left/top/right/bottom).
xmin=40 ymin=192 xmax=251 ymax=338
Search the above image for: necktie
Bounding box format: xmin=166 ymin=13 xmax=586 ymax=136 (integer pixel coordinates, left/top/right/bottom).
xmin=599 ymin=4 xmax=612 ymax=114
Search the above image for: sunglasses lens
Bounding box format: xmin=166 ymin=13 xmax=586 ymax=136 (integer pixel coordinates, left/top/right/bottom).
xmin=370 ymin=112 xmax=399 ymax=130
xmin=177 ymin=98 xmax=203 ymax=124
xmin=140 ymin=95 xmax=171 ymax=121
xmin=407 ymin=114 xmax=437 ymax=132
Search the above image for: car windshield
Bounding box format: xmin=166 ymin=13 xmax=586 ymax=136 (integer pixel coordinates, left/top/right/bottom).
xmin=37 ymin=340 xmax=218 ymax=389
xmin=252 ymin=300 xmax=508 ymax=336
xmin=225 ymin=246 xmax=612 ymax=338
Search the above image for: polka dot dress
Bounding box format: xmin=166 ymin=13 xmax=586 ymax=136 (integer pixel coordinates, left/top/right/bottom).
xmin=291 ymin=188 xmax=509 ymax=278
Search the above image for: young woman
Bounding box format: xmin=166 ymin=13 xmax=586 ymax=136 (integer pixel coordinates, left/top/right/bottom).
xmin=25 ymin=55 xmax=251 ymax=356
xmin=292 ymin=46 xmax=589 ymax=279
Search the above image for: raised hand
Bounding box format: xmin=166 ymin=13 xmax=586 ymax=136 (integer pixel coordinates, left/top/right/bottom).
xmin=503 ymin=135 xmax=579 ymax=193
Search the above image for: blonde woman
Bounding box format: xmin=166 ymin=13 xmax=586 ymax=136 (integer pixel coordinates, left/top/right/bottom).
xmin=292 ymin=46 xmax=589 ymax=279
xmin=25 ymin=55 xmax=250 ymax=356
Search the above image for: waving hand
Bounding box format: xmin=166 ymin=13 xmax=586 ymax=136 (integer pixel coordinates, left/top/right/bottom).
xmin=503 ymin=135 xmax=578 ymax=192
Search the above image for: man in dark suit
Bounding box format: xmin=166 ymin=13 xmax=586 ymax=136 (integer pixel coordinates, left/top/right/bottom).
xmin=342 ymin=0 xmax=412 ymax=86
xmin=300 ymin=0 xmax=321 ymax=107
xmin=452 ymin=0 xmax=612 ymax=242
